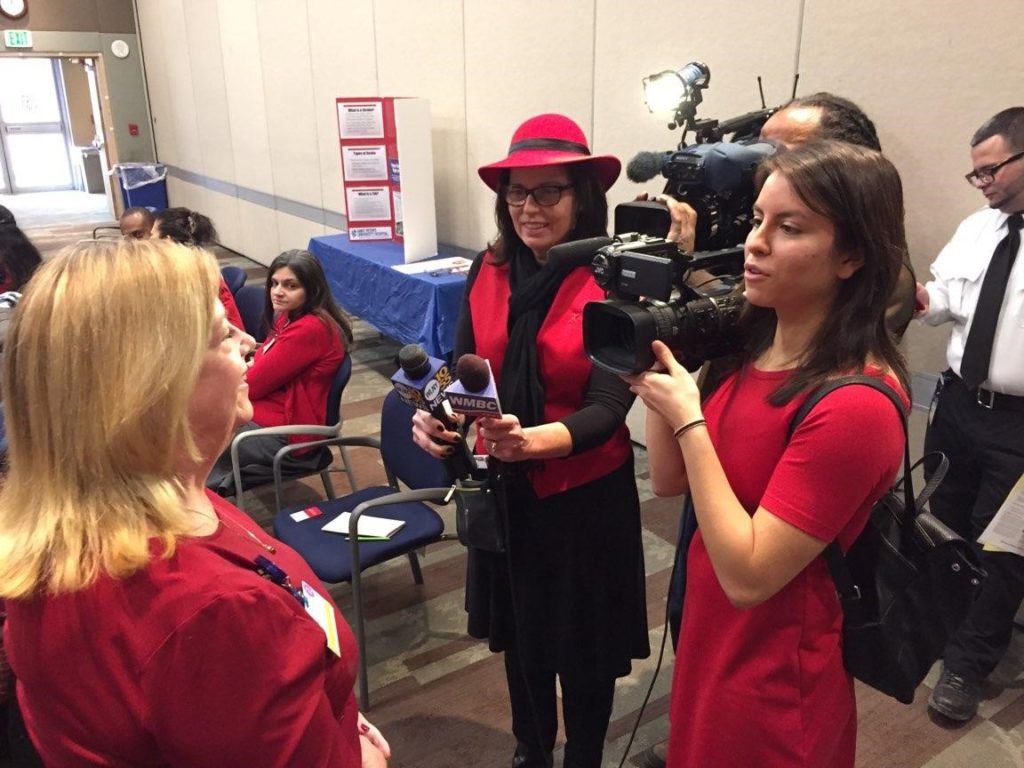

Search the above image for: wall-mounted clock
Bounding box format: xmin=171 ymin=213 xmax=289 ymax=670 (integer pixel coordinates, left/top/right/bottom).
xmin=0 ymin=0 xmax=27 ymax=21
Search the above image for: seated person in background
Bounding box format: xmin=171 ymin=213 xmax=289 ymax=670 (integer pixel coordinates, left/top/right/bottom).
xmin=0 ymin=206 xmax=41 ymax=295
xmin=118 ymin=206 xmax=154 ymax=239
xmin=0 ymin=207 xmax=43 ymax=459
xmin=151 ymin=206 xmax=245 ymax=330
xmin=207 ymin=249 xmax=353 ymax=496
xmin=0 ymin=238 xmax=388 ymax=766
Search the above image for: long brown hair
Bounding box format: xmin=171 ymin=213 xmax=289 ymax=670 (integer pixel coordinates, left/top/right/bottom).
xmin=741 ymin=140 xmax=910 ymax=403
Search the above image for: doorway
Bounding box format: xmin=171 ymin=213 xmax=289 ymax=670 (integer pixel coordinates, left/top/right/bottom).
xmin=0 ymin=57 xmax=74 ymax=193
xmin=0 ymin=54 xmax=114 ymax=227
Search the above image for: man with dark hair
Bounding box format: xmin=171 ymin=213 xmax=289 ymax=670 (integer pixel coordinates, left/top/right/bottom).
xmin=652 ymin=91 xmax=915 ymax=340
xmin=118 ymin=206 xmax=154 ymax=240
xmin=763 ymin=92 xmax=882 ymax=151
xmin=915 ymin=106 xmax=1024 ymax=723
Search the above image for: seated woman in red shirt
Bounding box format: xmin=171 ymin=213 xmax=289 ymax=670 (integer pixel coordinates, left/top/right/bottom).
xmin=207 ymin=248 xmax=353 ymax=495
xmin=0 ymin=238 xmax=388 ymax=766
xmin=151 ymin=206 xmax=245 ymax=330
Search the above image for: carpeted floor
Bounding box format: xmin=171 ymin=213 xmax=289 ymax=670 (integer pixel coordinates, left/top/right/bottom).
xmin=13 ymin=208 xmax=1024 ymax=767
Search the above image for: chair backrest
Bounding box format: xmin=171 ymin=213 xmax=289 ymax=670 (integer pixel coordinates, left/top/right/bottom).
xmin=380 ymin=389 xmax=451 ymax=490
xmin=325 ymin=354 xmax=353 ymax=427
xmin=234 ymin=284 xmax=267 ymax=343
xmin=220 ymin=265 xmax=247 ymax=295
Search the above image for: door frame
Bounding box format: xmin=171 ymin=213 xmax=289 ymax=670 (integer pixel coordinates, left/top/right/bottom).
xmin=0 ymin=51 xmax=118 ymax=216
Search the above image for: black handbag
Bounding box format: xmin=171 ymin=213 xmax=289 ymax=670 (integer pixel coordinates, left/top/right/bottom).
xmin=790 ymin=376 xmax=987 ymax=704
xmin=454 ymin=476 xmax=506 ymax=553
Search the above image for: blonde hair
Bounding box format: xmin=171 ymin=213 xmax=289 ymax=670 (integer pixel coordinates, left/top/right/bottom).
xmin=0 ymin=238 xmax=219 ymax=597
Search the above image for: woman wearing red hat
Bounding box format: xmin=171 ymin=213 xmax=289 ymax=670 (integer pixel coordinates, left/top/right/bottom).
xmin=412 ymin=114 xmax=649 ymax=768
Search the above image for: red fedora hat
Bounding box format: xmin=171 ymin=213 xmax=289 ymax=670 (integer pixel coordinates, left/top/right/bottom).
xmin=477 ymin=113 xmax=621 ymax=192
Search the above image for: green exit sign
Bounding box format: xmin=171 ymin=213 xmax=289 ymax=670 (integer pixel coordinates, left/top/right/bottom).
xmin=3 ymin=29 xmax=32 ymax=48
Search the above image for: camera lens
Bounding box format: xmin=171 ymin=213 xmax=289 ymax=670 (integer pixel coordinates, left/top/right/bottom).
xmin=583 ymin=300 xmax=658 ymax=375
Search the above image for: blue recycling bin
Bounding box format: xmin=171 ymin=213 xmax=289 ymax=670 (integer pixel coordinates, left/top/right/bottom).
xmin=115 ymin=162 xmax=168 ymax=211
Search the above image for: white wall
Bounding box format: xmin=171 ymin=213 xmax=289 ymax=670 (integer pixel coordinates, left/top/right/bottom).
xmin=135 ymin=0 xmax=1024 ymax=375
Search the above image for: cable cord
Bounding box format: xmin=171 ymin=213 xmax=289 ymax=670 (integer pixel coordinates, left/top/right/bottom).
xmin=615 ymin=535 xmax=676 ymax=768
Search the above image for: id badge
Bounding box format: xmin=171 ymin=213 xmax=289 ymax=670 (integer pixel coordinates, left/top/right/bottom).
xmin=302 ymin=581 xmax=341 ymax=656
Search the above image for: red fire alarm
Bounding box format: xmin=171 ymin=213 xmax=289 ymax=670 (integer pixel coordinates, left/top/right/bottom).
xmin=128 ymin=123 xmax=139 ymax=136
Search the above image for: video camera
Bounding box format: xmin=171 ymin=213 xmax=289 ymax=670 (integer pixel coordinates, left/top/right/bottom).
xmin=622 ymin=62 xmax=777 ymax=249
xmin=583 ymin=234 xmax=745 ymax=375
xmin=580 ymin=63 xmax=783 ymax=375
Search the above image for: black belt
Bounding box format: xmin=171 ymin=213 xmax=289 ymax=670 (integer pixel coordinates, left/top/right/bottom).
xmin=947 ymin=371 xmax=1024 ymax=412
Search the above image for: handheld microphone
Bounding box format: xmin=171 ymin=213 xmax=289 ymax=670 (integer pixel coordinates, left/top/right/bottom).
xmin=390 ymin=344 xmax=474 ymax=479
xmin=626 ymin=150 xmax=674 ymax=183
xmin=391 ymin=344 xmax=452 ymax=418
xmin=446 ymin=354 xmax=503 ymax=419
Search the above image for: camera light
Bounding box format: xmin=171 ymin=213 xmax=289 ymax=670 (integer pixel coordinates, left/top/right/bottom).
xmin=643 ymin=71 xmax=688 ymax=113
xmin=642 ymin=62 xmax=711 ymax=113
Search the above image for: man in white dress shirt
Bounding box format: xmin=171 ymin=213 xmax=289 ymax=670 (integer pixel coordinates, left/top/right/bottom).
xmin=916 ymin=107 xmax=1024 ymax=722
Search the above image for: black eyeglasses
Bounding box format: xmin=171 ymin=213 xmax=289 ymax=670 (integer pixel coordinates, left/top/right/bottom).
xmin=503 ymin=183 xmax=574 ymax=207
xmin=965 ymin=150 xmax=1024 ymax=187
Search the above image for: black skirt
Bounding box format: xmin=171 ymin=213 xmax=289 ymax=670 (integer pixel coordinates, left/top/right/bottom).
xmin=465 ymin=455 xmax=649 ymax=680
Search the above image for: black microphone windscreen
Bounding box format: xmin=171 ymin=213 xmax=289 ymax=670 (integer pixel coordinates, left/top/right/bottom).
xmin=398 ymin=343 xmax=431 ymax=379
xmin=545 ymin=236 xmax=614 ymax=267
xmin=456 ymin=354 xmax=490 ymax=393
xmin=626 ymin=151 xmax=666 ymax=183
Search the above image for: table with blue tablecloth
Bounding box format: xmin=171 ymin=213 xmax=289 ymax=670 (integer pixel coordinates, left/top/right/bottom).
xmin=308 ymin=234 xmax=474 ymax=360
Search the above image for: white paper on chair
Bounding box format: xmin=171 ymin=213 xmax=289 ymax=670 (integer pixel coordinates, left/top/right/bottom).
xmin=322 ymin=512 xmax=405 ymax=539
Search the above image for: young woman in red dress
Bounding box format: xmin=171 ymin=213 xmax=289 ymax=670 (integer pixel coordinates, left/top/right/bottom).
xmin=629 ymin=141 xmax=911 ymax=768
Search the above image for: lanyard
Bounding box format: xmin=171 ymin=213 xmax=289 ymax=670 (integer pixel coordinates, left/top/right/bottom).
xmin=254 ymin=554 xmax=308 ymax=608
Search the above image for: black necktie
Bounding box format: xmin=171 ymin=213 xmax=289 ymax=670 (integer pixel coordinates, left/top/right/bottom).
xmin=960 ymin=212 xmax=1023 ymax=390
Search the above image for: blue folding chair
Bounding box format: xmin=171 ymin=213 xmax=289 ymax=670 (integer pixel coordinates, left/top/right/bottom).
xmin=233 ymin=283 xmax=267 ymax=343
xmin=231 ymin=355 xmax=355 ymax=514
xmin=272 ymin=389 xmax=454 ymax=709
xmin=220 ymin=265 xmax=247 ymax=295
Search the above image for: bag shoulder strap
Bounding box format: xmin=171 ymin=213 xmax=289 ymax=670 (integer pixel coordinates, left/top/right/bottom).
xmin=786 ymin=375 xmax=913 ymax=605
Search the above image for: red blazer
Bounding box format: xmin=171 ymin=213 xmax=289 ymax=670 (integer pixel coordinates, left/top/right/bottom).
xmin=218 ymin=277 xmax=244 ymax=330
xmin=248 ymin=312 xmax=345 ymax=444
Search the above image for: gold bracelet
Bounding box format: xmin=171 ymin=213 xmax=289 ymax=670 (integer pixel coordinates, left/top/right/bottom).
xmin=673 ymin=418 xmax=706 ymax=439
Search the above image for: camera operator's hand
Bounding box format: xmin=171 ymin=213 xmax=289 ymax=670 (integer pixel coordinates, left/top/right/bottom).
xmin=635 ymin=192 xmax=697 ymax=254
xmin=623 ymin=340 xmax=702 ymax=432
xmin=411 ymin=408 xmax=464 ymax=460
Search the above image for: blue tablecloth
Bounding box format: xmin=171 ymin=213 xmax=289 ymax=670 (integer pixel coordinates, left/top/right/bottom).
xmin=308 ymin=235 xmax=473 ymax=359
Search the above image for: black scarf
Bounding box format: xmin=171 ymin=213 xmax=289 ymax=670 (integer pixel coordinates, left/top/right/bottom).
xmin=498 ymin=245 xmax=595 ymax=429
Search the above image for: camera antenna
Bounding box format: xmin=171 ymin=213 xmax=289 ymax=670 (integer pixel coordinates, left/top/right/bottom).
xmin=790 ymin=73 xmax=800 ymax=100
xmin=757 ymin=76 xmax=767 ymax=109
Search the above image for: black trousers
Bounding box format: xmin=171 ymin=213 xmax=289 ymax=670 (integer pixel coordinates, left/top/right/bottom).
xmin=924 ymin=372 xmax=1024 ymax=682
xmin=504 ymin=640 xmax=616 ymax=768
